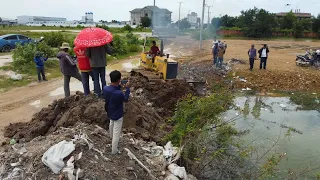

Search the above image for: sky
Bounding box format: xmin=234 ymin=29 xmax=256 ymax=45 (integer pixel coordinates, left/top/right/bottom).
xmin=1 ymin=0 xmax=319 ymax=22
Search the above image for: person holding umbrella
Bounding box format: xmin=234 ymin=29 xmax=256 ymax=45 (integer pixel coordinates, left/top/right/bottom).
xmin=74 ymin=27 xmax=113 ymax=97
xmin=57 ymin=42 xmax=82 ymax=97
xmin=86 ymin=44 xmax=112 ymax=97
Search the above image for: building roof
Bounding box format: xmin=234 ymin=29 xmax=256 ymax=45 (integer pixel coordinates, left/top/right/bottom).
xmin=130 ymin=6 xmax=172 ymax=13
xmin=130 ymin=8 xmax=142 ymax=13
xmin=276 ymin=12 xmax=312 ymax=18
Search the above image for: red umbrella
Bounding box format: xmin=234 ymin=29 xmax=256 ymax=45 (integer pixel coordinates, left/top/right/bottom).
xmin=74 ymin=27 xmax=113 ymax=48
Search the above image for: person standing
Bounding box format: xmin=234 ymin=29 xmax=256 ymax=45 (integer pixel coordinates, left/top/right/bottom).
xmin=57 ymin=43 xmax=82 ymax=97
xmin=248 ymin=44 xmax=257 ymax=71
xmin=258 ymin=44 xmax=270 ymax=70
xmin=74 ymin=46 xmax=94 ymax=96
xmin=86 ymin=44 xmax=112 ymax=97
xmin=34 ymin=52 xmax=48 ymax=82
xmin=217 ymin=43 xmax=226 ymax=68
xmin=103 ymin=70 xmax=130 ymax=155
xmin=212 ymin=42 xmax=218 ymax=65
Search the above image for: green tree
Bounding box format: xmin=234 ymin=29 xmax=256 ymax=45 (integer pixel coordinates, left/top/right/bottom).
xmin=294 ymin=20 xmax=304 ymax=38
xmin=140 ymin=17 xmax=152 ymax=28
xmin=177 ymin=18 xmax=191 ymax=30
xmin=300 ymin=18 xmax=312 ymax=31
xmin=280 ymin=11 xmax=297 ymax=29
xmin=312 ymin=15 xmax=320 ymax=33
xmin=220 ymin=15 xmax=238 ymax=27
xmin=211 ymin=17 xmax=221 ymax=28
xmin=238 ymin=7 xmax=276 ymax=38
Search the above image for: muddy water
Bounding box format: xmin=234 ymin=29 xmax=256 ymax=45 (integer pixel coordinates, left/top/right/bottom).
xmin=225 ymin=96 xmax=320 ymax=178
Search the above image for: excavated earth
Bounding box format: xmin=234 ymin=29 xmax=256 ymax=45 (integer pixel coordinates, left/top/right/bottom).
xmin=3 ymin=72 xmax=195 ymax=143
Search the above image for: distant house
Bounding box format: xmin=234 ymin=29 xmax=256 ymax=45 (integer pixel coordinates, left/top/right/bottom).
xmin=187 ymin=12 xmax=199 ymax=29
xmin=276 ymin=10 xmax=312 ymax=20
xmin=130 ymin=6 xmax=172 ymax=27
xmin=0 ymin=17 xmax=17 ymax=25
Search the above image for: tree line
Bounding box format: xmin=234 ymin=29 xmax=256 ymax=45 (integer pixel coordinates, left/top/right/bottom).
xmin=211 ymin=7 xmax=320 ymax=38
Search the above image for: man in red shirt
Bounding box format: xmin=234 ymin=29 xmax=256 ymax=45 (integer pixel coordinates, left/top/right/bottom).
xmin=150 ymin=41 xmax=160 ymax=63
xmin=74 ymin=46 xmax=94 ymax=96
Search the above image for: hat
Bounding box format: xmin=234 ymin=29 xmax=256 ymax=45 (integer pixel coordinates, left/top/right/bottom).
xmin=60 ymin=42 xmax=71 ymax=49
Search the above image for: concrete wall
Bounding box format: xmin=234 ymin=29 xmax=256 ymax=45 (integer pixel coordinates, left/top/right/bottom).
xmin=217 ymin=30 xmax=320 ymax=38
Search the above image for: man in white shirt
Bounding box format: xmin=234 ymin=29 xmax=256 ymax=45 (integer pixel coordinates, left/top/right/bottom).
xmin=258 ymin=44 xmax=270 ymax=70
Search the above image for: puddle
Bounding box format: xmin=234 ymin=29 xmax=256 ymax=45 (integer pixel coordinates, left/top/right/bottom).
xmin=29 ymin=100 xmax=41 ymax=108
xmin=49 ymin=58 xmax=140 ymax=97
xmin=225 ymin=96 xmax=320 ymax=178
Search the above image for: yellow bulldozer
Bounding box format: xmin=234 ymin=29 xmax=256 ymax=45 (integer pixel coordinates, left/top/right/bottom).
xmin=139 ymin=36 xmax=178 ymax=80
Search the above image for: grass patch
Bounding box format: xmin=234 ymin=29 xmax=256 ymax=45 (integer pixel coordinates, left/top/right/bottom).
xmin=0 ymin=75 xmax=33 ymax=92
xmin=0 ymin=60 xmax=60 ymax=92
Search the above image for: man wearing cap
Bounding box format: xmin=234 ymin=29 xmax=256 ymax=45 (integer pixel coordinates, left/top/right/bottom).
xmin=258 ymin=44 xmax=270 ymax=70
xmin=57 ymin=42 xmax=82 ymax=97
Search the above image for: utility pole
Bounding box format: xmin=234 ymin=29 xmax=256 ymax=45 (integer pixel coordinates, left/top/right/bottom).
xmin=154 ymin=0 xmax=156 ymax=6
xmin=178 ymin=1 xmax=183 ymax=32
xmin=206 ymin=4 xmax=213 ymax=28
xmin=200 ymin=0 xmax=205 ymax=49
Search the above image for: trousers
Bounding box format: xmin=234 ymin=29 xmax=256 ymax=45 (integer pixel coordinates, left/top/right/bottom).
xmin=109 ymin=117 xmax=123 ymax=154
xmin=64 ymin=73 xmax=82 ymax=97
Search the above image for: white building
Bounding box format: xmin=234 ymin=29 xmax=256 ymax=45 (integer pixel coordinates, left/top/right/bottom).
xmin=80 ymin=12 xmax=94 ymax=24
xmin=187 ymin=12 xmax=198 ymax=28
xmin=17 ymin=16 xmax=67 ymax=25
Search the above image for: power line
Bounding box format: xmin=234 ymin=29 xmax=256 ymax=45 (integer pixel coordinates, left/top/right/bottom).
xmin=205 ymin=4 xmax=213 ymax=27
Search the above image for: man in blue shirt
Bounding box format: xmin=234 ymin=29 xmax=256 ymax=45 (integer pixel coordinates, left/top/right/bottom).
xmin=34 ymin=52 xmax=48 ymax=82
xmin=103 ymin=70 xmax=130 ymax=155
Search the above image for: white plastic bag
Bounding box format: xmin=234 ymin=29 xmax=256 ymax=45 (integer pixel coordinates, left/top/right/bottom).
xmin=42 ymin=140 xmax=75 ymax=174
xmin=168 ymin=163 xmax=188 ymax=179
xmin=10 ymin=74 xmax=22 ymax=80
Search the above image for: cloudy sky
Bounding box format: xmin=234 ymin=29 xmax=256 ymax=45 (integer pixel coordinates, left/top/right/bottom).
xmin=1 ymin=0 xmax=319 ymax=22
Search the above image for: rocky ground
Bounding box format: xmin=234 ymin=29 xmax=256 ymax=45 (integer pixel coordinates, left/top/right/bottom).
xmin=0 ymin=73 xmax=197 ymax=180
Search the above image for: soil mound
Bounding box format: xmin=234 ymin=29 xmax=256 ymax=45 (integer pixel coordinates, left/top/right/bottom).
xmin=4 ymin=74 xmax=194 ymax=143
xmin=0 ymin=123 xmax=186 ymax=180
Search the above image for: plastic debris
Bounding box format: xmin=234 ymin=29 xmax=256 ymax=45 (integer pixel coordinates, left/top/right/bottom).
xmin=165 ymin=173 xmax=180 ymax=180
xmin=10 ymin=74 xmax=22 ymax=81
xmin=168 ymin=163 xmax=188 ymax=179
xmin=62 ymin=156 xmax=75 ymax=180
xmin=42 ymin=140 xmax=75 ymax=174
xmin=279 ymin=104 xmax=287 ymax=108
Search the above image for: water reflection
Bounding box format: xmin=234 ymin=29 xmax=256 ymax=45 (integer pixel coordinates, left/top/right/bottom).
xmin=226 ymin=96 xmax=320 ymax=178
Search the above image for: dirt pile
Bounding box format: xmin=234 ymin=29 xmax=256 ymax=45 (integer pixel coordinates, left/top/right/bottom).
xmin=4 ymin=73 xmax=194 ymax=143
xmin=129 ymin=71 xmax=195 ymax=117
xmin=0 ymin=123 xmax=196 ymax=180
xmin=234 ymin=70 xmax=320 ymax=91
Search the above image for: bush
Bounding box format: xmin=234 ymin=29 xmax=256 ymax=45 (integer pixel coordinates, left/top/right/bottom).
xmin=42 ymin=32 xmax=65 ymax=48
xmin=126 ymin=32 xmax=139 ymax=45
xmin=12 ymin=42 xmax=55 ymax=74
xmin=123 ymin=24 xmax=133 ymax=32
xmin=112 ymin=34 xmax=128 ymax=55
xmin=128 ymin=44 xmax=141 ymax=52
